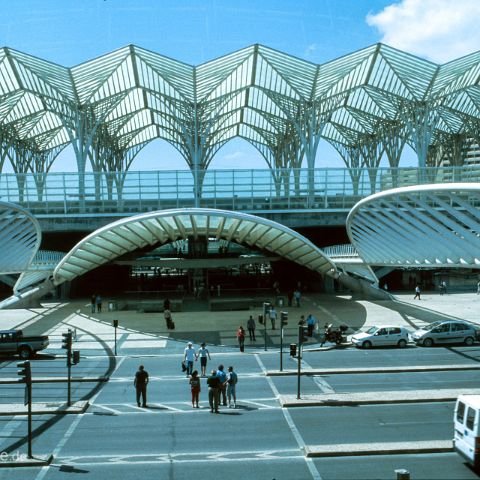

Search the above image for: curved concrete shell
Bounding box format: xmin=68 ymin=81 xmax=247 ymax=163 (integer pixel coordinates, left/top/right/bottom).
xmin=53 ymin=208 xmax=337 ymax=284
xmin=346 ymin=183 xmax=480 ymax=268
xmin=0 ymin=201 xmax=41 ymax=274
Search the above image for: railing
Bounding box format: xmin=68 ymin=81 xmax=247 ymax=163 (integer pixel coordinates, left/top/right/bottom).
xmin=0 ymin=166 xmax=478 ymax=215
xmin=323 ymin=244 xmax=359 ymax=258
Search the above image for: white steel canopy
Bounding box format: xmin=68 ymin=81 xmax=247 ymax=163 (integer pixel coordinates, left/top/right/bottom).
xmin=0 ymin=200 xmax=41 ymax=274
xmin=53 ymin=208 xmax=337 ymax=284
xmin=346 ymin=183 xmax=480 ymax=268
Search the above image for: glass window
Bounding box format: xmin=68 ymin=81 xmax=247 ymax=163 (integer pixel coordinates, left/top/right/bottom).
xmin=388 ymin=328 xmax=401 ymax=334
xmin=452 ymin=323 xmax=468 ymax=332
xmin=377 ymin=328 xmax=387 ymax=335
xmin=432 ymin=324 xmax=450 ymax=333
xmin=457 ymin=401 xmax=465 ymax=423
xmin=466 ymin=407 xmax=476 ymax=430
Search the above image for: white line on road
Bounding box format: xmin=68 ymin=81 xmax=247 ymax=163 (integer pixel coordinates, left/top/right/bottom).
xmin=255 ymin=354 xmax=323 ymax=480
xmin=302 ymin=359 xmax=336 ymax=394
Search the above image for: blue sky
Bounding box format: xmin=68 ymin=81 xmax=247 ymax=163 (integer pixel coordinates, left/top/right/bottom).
xmin=1 ymin=0 xmax=479 ymax=172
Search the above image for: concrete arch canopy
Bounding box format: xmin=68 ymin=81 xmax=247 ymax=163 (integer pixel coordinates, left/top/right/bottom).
xmin=346 ymin=183 xmax=480 ymax=268
xmin=53 ymin=208 xmax=337 ymax=285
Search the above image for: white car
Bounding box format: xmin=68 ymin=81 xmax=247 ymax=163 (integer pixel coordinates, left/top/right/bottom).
xmin=351 ymin=325 xmax=410 ymax=349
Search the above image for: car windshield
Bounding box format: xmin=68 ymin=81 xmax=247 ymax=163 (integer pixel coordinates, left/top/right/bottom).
xmin=365 ymin=327 xmax=378 ymax=334
xmin=423 ymin=321 xmax=442 ymax=332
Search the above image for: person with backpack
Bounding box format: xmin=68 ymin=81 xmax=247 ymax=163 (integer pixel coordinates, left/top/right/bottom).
xmin=226 ymin=366 xmax=238 ymax=408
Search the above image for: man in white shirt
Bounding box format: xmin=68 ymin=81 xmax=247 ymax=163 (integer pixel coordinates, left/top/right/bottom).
xmin=184 ymin=342 xmax=195 ymax=376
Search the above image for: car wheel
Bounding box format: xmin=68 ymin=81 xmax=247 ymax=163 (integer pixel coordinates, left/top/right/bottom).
xmin=464 ymin=336 xmax=475 ymax=346
xmin=423 ymin=338 xmax=434 ymax=347
xmin=18 ymin=346 xmax=32 ymax=359
xmin=397 ymin=339 xmax=407 ymax=348
xmin=362 ymin=340 xmax=372 ymax=349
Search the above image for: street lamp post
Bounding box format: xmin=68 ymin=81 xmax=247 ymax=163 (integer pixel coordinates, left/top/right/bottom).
xmin=113 ymin=319 xmax=119 ymax=356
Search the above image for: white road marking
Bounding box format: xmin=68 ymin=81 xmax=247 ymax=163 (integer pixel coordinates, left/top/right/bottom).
xmin=34 ymin=356 xmax=126 ymax=480
xmin=256 ymin=354 xmax=323 ymax=480
xmin=302 ymin=359 xmax=336 ymax=394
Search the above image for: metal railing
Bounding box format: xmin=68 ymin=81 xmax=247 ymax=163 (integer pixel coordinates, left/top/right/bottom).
xmin=0 ymin=166 xmax=478 ymax=215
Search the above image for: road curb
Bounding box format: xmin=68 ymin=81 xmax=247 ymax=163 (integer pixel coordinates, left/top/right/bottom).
xmin=266 ymin=364 xmax=480 ymax=376
xmin=0 ymin=454 xmax=53 ymax=467
xmin=305 ymin=440 xmax=453 ymax=457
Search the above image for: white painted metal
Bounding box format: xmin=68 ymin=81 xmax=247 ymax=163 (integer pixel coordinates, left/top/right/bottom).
xmin=0 ymin=201 xmax=41 ymax=274
xmin=53 ymin=208 xmax=338 ymax=285
xmin=346 ymin=183 xmax=480 ymax=268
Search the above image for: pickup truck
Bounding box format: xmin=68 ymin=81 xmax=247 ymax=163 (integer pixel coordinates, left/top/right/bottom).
xmin=0 ymin=330 xmax=49 ymax=359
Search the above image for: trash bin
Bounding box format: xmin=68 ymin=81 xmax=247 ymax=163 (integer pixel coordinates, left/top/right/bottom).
xmin=108 ymin=301 xmax=117 ymax=312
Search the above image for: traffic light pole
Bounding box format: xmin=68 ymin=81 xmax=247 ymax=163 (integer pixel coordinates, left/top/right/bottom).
xmin=297 ymin=342 xmax=302 ymax=400
xmin=27 ymin=378 xmax=32 ymax=458
xmin=280 ymin=326 xmax=283 ymax=372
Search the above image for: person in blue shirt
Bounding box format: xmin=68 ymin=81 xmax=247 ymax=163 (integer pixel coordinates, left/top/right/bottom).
xmin=216 ymin=364 xmax=228 ymax=406
xmin=306 ymin=314 xmax=317 ymax=337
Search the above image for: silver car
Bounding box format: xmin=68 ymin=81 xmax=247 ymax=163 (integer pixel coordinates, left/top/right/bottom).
xmin=410 ymin=320 xmax=478 ymax=347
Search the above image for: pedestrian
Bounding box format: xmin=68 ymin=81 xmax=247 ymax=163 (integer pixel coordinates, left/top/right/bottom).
xmin=294 ymin=289 xmax=301 ymax=307
xmin=96 ymin=294 xmax=103 ymax=313
xmin=164 ymin=308 xmax=173 ymax=329
xmin=306 ymin=313 xmax=316 ymax=337
xmin=217 ymin=284 xmax=221 ymax=297
xmin=477 ymin=280 xmax=480 ymax=295
xmin=247 ymin=315 xmax=256 ymax=341
xmin=287 ymin=291 xmax=293 ymax=307
xmin=237 ymin=326 xmax=245 ymax=352
xmin=184 ymin=341 xmax=196 ymax=376
xmin=189 ymin=370 xmax=201 ymax=408
xmin=226 ymin=366 xmax=238 ymax=408
xmin=298 ymin=315 xmax=306 ymax=326
xmin=414 ymin=284 xmax=421 ymax=300
xmin=216 ymin=364 xmax=228 ymax=406
xmin=269 ymin=306 xmax=277 ymax=330
xmin=134 ymin=365 xmax=149 ymax=408
xmin=441 ymin=281 xmax=447 ymax=295
xmin=207 ymin=369 xmax=220 ymax=413
xmin=196 ymin=342 xmax=211 ymax=377
xmin=163 ymin=298 xmax=171 ymax=311
xmin=90 ymin=294 xmax=96 ymax=313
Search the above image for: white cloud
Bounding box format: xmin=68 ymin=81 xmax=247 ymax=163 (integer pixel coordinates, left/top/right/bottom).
xmin=304 ymin=43 xmax=318 ymax=59
xmin=367 ymin=0 xmax=480 ymax=63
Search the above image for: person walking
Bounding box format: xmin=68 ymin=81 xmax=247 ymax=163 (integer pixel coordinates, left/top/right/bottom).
xmin=414 ymin=284 xmax=421 ymax=300
xmin=294 ymin=289 xmax=301 ymax=307
xmin=216 ymin=364 xmax=228 ymax=406
xmin=269 ymin=306 xmax=277 ymax=330
xmin=306 ymin=314 xmax=317 ymax=337
xmin=236 ymin=326 xmax=245 ymax=352
xmin=96 ymin=294 xmax=103 ymax=313
xmin=90 ymin=294 xmax=96 ymax=313
xmin=163 ymin=298 xmax=171 ymax=311
xmin=226 ymin=366 xmax=238 ymax=408
xmin=298 ymin=315 xmax=306 ymax=326
xmin=164 ymin=308 xmax=173 ymax=329
xmin=247 ymin=315 xmax=256 ymax=341
xmin=184 ymin=341 xmax=196 ymax=376
xmin=189 ymin=370 xmax=201 ymax=408
xmin=196 ymin=342 xmax=211 ymax=377
xmin=134 ymin=365 xmax=149 ymax=408
xmin=207 ymin=369 xmax=220 ymax=413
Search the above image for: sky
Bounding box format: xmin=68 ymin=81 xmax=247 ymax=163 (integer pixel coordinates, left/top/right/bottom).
xmin=1 ymin=0 xmax=480 ymax=173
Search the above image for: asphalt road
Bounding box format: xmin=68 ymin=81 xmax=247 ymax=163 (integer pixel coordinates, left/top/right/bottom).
xmin=1 ymin=340 xmax=480 ymax=479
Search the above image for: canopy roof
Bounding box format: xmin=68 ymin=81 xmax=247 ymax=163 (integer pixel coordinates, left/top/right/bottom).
xmin=1 ymin=43 xmax=480 ymax=160
xmin=53 ymin=208 xmax=337 ymax=284
xmin=346 ymin=183 xmax=480 ymax=268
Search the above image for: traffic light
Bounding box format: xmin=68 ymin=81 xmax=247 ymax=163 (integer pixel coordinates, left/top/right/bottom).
xmin=281 ymin=311 xmax=288 ymax=326
xmin=298 ymin=325 xmax=308 ymax=344
xmin=113 ymin=319 xmax=119 ymax=328
xmin=289 ymin=343 xmax=297 ymax=357
xmin=72 ymin=350 xmax=80 ymax=365
xmin=62 ymin=331 xmax=72 ymax=351
xmin=17 ymin=361 xmax=31 ymax=383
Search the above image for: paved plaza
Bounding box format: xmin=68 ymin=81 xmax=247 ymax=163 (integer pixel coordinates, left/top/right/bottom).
xmin=0 ymin=291 xmax=479 ymax=479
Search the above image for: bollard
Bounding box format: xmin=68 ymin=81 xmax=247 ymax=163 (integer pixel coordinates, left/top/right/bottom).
xmin=395 ymin=469 xmax=410 ymax=480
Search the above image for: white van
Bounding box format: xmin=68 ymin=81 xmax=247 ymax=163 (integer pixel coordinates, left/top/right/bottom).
xmin=454 ymin=394 xmax=480 ymax=469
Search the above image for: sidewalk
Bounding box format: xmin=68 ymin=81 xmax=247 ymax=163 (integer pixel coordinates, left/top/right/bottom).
xmin=279 ymin=388 xmax=480 ymax=407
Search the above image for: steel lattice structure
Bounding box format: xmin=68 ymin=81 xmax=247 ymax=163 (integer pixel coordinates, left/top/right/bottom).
xmin=346 ymin=184 xmax=480 ymax=268
xmin=1 ymin=43 xmax=480 ymax=203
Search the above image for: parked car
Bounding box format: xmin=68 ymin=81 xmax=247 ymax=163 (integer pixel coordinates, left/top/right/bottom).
xmin=410 ymin=320 xmax=478 ymax=347
xmin=0 ymin=330 xmax=49 ymax=359
xmin=351 ymin=325 xmax=410 ymax=349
